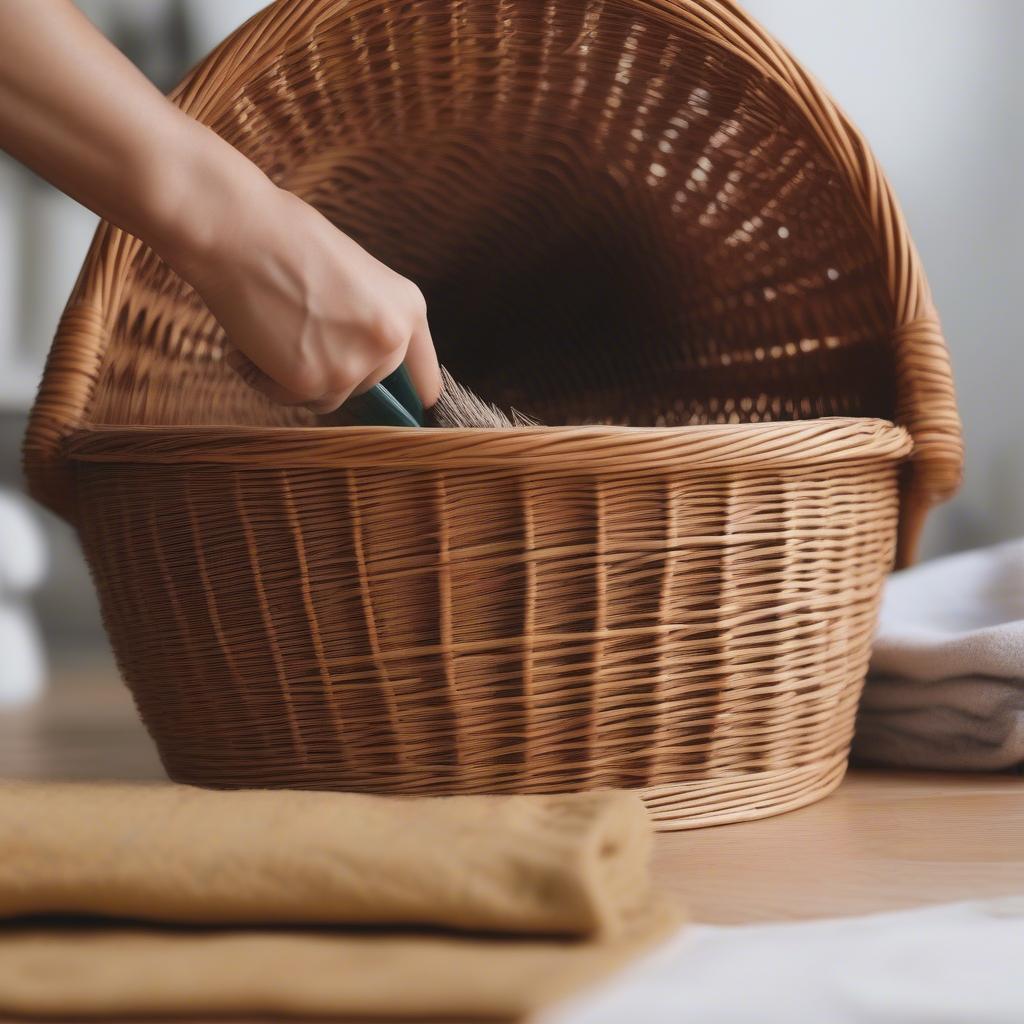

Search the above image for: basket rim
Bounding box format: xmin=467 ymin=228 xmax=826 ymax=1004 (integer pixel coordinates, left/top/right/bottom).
xmin=64 ymin=417 xmax=912 ymax=473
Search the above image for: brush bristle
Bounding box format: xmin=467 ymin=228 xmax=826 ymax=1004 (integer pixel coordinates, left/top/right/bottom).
xmin=429 ymin=367 xmax=539 ymax=428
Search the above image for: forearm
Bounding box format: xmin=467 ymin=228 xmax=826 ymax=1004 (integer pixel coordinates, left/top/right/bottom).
xmin=0 ymin=0 xmax=441 ymax=410
xmin=0 ymin=0 xmax=264 ymax=269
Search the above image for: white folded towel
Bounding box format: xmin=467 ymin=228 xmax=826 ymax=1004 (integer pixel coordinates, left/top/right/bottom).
xmin=854 ymin=540 xmax=1024 ymax=771
xmin=551 ymin=897 xmax=1024 ymax=1024
xmin=0 ymin=490 xmax=47 ymax=596
xmin=0 ymin=490 xmax=47 ymax=705
xmin=0 ymin=603 xmax=45 ymax=706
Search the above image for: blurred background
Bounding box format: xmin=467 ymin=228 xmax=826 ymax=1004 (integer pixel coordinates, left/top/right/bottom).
xmin=0 ymin=0 xmax=1021 ymax=694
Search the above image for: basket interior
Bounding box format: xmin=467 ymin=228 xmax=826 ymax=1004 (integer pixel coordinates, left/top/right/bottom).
xmin=87 ymin=0 xmax=897 ymax=431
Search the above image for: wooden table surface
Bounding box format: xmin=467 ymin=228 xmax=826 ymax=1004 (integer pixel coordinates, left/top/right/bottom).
xmin=3 ymin=653 xmax=1022 ymax=925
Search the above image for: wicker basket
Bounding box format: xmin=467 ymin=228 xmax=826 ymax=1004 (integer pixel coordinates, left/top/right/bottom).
xmin=24 ymin=0 xmax=961 ymax=829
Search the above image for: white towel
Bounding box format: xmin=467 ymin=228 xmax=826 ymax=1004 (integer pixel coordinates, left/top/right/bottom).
xmin=0 ymin=603 xmax=45 ymax=706
xmin=551 ymin=896 xmax=1024 ymax=1024
xmin=0 ymin=490 xmax=47 ymax=705
xmin=854 ymin=540 xmax=1024 ymax=771
xmin=0 ymin=490 xmax=47 ymax=596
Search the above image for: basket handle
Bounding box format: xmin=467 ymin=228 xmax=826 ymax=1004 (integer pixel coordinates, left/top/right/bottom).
xmin=891 ymin=313 xmax=963 ymax=564
xmin=667 ymin=1 xmax=963 ymax=564
xmin=22 ymin=297 xmax=109 ymax=522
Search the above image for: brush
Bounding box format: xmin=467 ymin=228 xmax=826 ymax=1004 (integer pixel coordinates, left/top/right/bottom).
xmin=345 ymin=365 xmax=537 ymax=428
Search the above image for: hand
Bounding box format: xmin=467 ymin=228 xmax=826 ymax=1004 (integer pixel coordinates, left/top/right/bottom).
xmin=179 ymin=180 xmax=440 ymax=414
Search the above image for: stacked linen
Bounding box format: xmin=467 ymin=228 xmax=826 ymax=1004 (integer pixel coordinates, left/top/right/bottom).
xmin=0 ymin=783 xmax=675 ymax=1021
xmin=0 ymin=489 xmax=47 ymax=705
xmin=854 ymin=540 xmax=1024 ymax=771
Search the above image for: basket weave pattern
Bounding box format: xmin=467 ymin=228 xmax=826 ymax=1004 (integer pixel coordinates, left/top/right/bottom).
xmin=69 ymin=422 xmax=909 ymax=827
xmin=25 ymin=0 xmax=960 ymax=828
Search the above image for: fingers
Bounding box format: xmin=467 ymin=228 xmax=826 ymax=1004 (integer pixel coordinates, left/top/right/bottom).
xmin=404 ymin=319 xmax=442 ymax=409
xmin=349 ymin=289 xmax=440 ymax=408
xmin=347 ymin=320 xmax=439 ymax=415
xmin=349 ymin=345 xmax=407 ymax=399
xmin=225 ymin=349 xmax=346 ymax=414
xmin=225 ymin=279 xmax=439 ymax=418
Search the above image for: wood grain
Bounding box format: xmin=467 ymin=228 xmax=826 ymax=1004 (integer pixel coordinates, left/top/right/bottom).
xmin=655 ymin=768 xmax=1024 ymax=923
xmin=2 ymin=655 xmax=1021 ymax=925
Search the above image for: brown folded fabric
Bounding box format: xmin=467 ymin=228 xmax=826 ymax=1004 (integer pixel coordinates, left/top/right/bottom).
xmin=0 ymin=921 xmax=675 ymax=1021
xmin=0 ymin=782 xmax=650 ymax=936
xmin=0 ymin=782 xmax=677 ymax=1021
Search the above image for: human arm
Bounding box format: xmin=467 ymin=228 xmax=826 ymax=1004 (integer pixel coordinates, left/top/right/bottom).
xmin=0 ymin=0 xmax=440 ymax=412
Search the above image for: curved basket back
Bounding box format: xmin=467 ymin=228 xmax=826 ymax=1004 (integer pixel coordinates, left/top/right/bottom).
xmin=23 ymin=0 xmax=961 ymax=563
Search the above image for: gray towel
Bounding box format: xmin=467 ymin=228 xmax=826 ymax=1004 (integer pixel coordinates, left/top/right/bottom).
xmin=854 ymin=540 xmax=1024 ymax=771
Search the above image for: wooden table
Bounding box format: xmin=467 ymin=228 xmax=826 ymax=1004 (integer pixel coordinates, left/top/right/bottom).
xmin=3 ymin=653 xmax=1022 ymax=924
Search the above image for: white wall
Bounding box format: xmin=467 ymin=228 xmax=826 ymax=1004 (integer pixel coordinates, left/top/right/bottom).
xmin=743 ymin=0 xmax=1024 ymax=555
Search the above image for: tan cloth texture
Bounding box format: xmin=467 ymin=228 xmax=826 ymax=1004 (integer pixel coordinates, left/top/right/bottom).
xmin=0 ymin=781 xmax=650 ymax=935
xmin=0 ymin=924 xmax=676 ymax=1021
xmin=0 ymin=782 xmax=674 ymax=1020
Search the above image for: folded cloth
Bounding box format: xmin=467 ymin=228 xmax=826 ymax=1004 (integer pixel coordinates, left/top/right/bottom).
xmin=854 ymin=539 xmax=1024 ymax=771
xmin=0 ymin=602 xmax=45 ymax=707
xmin=0 ymin=490 xmax=47 ymax=596
xmin=1 ymin=925 xmax=667 ymax=1022
xmin=0 ymin=490 xmax=47 ymax=706
xmin=0 ymin=782 xmax=674 ymax=1021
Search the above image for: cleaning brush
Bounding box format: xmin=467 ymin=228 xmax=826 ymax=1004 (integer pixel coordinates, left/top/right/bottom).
xmin=344 ymin=365 xmax=537 ymax=428
xmin=429 ymin=368 xmax=538 ymax=428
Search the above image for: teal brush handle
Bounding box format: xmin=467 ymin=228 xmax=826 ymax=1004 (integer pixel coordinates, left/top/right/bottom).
xmin=343 ymin=364 xmax=423 ymax=426
xmin=380 ymin=363 xmax=424 ymax=423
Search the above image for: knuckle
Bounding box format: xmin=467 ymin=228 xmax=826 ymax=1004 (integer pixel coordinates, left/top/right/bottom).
xmin=280 ymin=357 xmax=322 ymax=400
xmin=372 ymin=312 xmax=409 ymax=354
xmin=405 ymin=282 xmax=427 ymax=318
xmin=325 ymin=367 xmax=360 ymax=396
xmin=313 ymin=351 xmax=361 ymax=395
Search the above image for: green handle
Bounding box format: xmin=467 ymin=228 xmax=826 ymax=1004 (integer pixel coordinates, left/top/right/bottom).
xmin=380 ymin=364 xmax=424 ymax=423
xmin=343 ymin=364 xmax=423 ymax=427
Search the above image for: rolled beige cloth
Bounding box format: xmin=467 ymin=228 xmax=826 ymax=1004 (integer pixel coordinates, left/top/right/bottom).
xmin=0 ymin=781 xmax=651 ymax=937
xmin=0 ymin=782 xmax=675 ymax=1021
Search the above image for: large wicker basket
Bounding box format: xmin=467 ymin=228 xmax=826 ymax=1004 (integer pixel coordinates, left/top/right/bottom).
xmin=24 ymin=0 xmax=961 ymax=829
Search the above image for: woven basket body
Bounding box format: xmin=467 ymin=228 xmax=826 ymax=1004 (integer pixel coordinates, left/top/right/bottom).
xmin=25 ymin=0 xmax=961 ymax=828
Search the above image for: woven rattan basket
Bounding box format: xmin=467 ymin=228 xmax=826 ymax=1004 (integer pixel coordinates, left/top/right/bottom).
xmin=25 ymin=0 xmax=961 ymax=829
